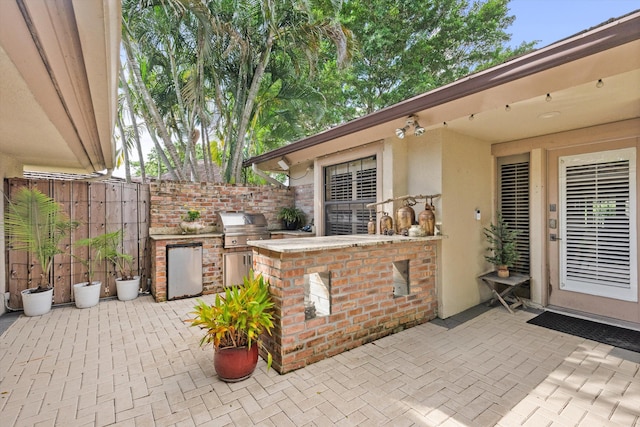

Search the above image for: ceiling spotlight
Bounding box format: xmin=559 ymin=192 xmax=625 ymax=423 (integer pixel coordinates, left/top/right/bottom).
xmin=443 ymin=122 xmax=448 ymax=128
xmin=469 ymin=114 xmax=475 ymax=121
xmin=505 ymin=104 xmax=511 ymax=112
xmin=596 ymin=79 xmax=604 ymax=88
xmin=277 ymin=157 xmax=290 ymax=170
xmin=395 ymin=125 xmax=409 ymax=139
xmin=396 ymin=115 xmax=425 ymax=138
xmin=546 ymin=93 xmax=552 ymax=102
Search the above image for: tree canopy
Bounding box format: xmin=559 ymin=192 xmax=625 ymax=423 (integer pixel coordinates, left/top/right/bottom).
xmin=117 ymin=0 xmax=535 ymax=183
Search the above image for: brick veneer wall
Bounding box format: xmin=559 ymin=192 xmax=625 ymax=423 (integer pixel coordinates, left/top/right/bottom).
xmin=149 ymin=181 xmax=295 ymax=230
xmin=253 ymin=239 xmax=438 ymax=374
xmin=293 ymin=183 xmax=314 ymax=225
xmin=150 ymin=236 xmax=223 ymax=302
xmin=148 ymin=181 xmax=297 ymax=301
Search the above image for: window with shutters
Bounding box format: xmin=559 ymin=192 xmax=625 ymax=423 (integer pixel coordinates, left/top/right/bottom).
xmin=559 ymin=148 xmax=637 ymax=301
xmin=498 ymin=155 xmax=530 ymax=275
xmin=324 ymin=156 xmax=377 ymax=235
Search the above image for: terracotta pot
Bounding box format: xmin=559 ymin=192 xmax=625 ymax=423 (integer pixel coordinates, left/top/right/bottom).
xmin=214 ymin=345 xmax=259 ymax=382
xmin=497 ymin=265 xmax=510 ymax=278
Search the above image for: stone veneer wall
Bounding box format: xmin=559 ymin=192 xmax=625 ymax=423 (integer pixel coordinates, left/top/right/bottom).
xmin=253 ymin=240 xmax=438 ymax=374
xmin=149 ymin=181 xmax=295 ymax=230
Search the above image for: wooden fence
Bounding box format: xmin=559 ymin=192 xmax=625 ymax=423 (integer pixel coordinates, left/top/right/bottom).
xmin=4 ymin=178 xmax=150 ymax=308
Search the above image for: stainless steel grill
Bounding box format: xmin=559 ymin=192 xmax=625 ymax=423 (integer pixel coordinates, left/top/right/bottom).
xmin=218 ymin=212 xmax=270 ymax=248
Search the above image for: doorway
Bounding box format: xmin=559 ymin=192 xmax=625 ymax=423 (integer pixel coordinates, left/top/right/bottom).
xmin=547 ymin=145 xmax=638 ymax=322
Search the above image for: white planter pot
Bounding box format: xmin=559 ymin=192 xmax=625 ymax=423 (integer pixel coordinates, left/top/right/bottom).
xmin=116 ymin=276 xmax=141 ymax=301
xmin=21 ymin=287 xmax=53 ymax=316
xmin=73 ymin=281 xmax=101 ymax=309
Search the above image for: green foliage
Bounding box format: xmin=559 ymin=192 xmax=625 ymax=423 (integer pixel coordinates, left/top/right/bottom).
xmin=186 ymin=271 xmax=275 ymax=368
xmin=484 ymin=214 xmax=519 ymax=267
xmin=316 ymin=0 xmax=536 ymax=118
xmin=3 ymin=187 xmax=79 ymax=290
xmin=277 ymin=207 xmax=306 ymax=225
xmin=74 ymin=230 xmax=136 ymax=282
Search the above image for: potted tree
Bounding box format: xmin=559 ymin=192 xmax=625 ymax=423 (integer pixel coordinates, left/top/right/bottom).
xmin=484 ymin=214 xmax=519 ymax=278
xmin=277 ymin=206 xmax=306 ymax=230
xmin=186 ymin=271 xmax=274 ymax=382
xmin=3 ymin=187 xmax=78 ymax=316
xmin=72 ymin=232 xmax=116 ymax=308
xmin=102 ymin=230 xmax=140 ymax=301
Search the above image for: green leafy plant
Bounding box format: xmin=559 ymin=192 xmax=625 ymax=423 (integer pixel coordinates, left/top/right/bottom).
xmin=186 ymin=271 xmax=274 ymax=368
xmin=75 ymin=230 xmax=136 ymax=282
xmin=277 ymin=206 xmax=305 ymax=229
xmin=3 ymin=187 xmax=78 ymax=292
xmin=484 ymin=214 xmax=519 ymax=268
xmin=183 ymin=206 xmax=202 ymax=222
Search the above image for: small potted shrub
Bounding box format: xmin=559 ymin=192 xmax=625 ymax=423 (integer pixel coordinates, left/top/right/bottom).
xmin=3 ymin=187 xmax=78 ymax=316
xmin=180 ymin=206 xmax=205 ymax=234
xmin=277 ymin=207 xmax=305 ymax=230
xmin=484 ymin=213 xmax=519 ymax=278
xmin=186 ymin=271 xmax=274 ymax=382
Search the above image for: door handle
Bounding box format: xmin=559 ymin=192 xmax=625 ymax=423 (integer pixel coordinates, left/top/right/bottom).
xmin=550 ymin=234 xmax=562 ymax=241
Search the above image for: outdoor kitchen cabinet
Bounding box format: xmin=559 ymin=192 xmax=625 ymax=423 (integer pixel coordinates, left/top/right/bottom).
xmin=224 ymin=251 xmax=252 ymax=287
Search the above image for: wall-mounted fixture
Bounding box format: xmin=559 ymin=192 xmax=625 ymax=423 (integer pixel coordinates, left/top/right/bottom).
xmin=277 ymin=157 xmax=290 ymax=170
xmin=596 ymin=78 xmax=604 ymax=88
xmin=395 ymin=115 xmax=425 ymax=139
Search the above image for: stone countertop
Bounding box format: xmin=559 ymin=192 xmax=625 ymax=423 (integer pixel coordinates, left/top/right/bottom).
xmin=149 ymin=232 xmax=223 ymax=241
xmin=270 ymin=230 xmax=315 ymax=236
xmin=249 ymin=234 xmax=444 ymax=253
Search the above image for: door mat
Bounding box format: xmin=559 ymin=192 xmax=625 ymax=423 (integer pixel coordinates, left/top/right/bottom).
xmin=527 ymin=311 xmax=640 ymax=353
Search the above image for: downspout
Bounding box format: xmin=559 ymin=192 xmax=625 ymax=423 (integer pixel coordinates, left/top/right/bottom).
xmin=252 ymin=164 xmax=286 ymax=187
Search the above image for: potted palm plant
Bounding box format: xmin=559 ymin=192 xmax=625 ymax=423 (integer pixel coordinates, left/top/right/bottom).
xmin=72 ymin=232 xmax=116 ymax=308
xmin=186 ymin=271 xmax=274 ymax=382
xmin=277 ymin=206 xmax=305 ymax=230
xmin=484 ymin=214 xmax=519 ymax=278
xmin=3 ymin=187 xmax=78 ymax=316
xmin=102 ymin=230 xmax=140 ymax=301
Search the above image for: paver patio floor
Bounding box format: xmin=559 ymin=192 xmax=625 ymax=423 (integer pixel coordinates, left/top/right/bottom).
xmin=1 ymin=295 xmax=638 ymax=426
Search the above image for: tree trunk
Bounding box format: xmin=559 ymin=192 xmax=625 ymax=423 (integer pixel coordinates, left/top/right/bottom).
xmin=122 ymin=35 xmax=185 ymax=181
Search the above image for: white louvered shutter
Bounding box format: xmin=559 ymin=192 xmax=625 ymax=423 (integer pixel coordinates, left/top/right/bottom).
xmin=499 ymin=160 xmax=530 ymax=274
xmin=559 ymin=148 xmax=637 ymax=302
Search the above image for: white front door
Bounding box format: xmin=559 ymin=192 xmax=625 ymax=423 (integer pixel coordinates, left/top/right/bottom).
xmin=549 ymin=147 xmax=638 ymax=316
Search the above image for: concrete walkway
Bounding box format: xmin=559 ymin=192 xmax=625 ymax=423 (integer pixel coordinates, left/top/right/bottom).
xmin=0 ymin=295 xmax=638 ymax=426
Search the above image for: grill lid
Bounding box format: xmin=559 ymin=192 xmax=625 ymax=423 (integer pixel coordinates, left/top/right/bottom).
xmin=219 ymin=212 xmax=269 ymax=248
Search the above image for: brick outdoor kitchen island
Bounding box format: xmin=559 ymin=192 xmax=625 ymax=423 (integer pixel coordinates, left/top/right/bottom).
xmin=250 ymin=234 xmax=442 ymax=374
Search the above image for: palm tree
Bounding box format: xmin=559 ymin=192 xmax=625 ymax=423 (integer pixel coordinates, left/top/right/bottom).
xmin=121 ymin=0 xmax=351 ymax=183
xmin=3 ymin=188 xmax=78 ymax=291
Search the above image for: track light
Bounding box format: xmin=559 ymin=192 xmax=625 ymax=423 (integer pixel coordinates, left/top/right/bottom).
xmin=596 ymin=79 xmax=604 ymax=88
xmin=395 ymin=115 xmax=425 ymax=138
xmin=505 ymin=104 xmax=511 ymax=112
xmin=469 ymin=114 xmax=475 ymax=121
xmin=546 ymin=93 xmax=552 ymax=102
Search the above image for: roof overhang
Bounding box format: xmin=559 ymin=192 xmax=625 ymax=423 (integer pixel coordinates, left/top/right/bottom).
xmin=0 ymin=0 xmax=121 ymax=174
xmin=246 ymin=11 xmax=640 ymax=172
